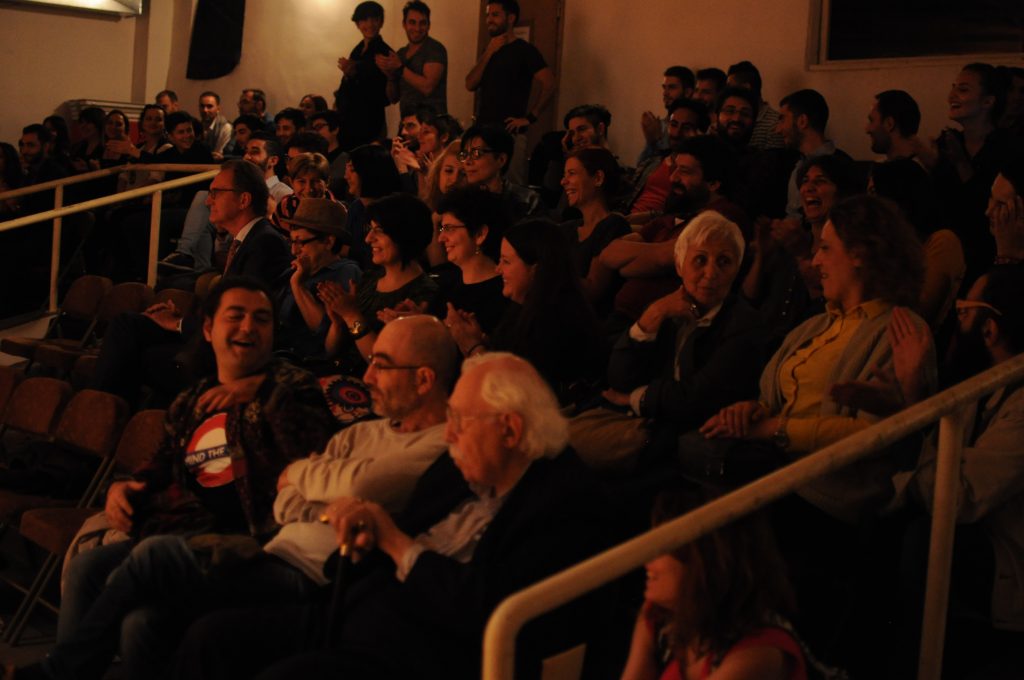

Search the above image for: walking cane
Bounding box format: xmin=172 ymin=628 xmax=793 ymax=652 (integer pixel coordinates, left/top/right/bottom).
xmin=323 ymin=519 xmax=365 ymax=648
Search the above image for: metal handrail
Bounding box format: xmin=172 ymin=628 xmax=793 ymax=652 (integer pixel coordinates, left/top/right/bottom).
xmin=0 ymin=165 xmax=219 ymax=310
xmin=482 ymin=352 xmax=1024 ymax=680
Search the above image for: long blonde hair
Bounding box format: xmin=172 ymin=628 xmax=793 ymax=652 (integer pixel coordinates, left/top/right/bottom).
xmin=421 ymin=138 xmax=463 ymax=211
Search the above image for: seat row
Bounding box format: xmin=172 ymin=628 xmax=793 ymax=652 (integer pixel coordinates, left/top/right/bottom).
xmin=0 ymin=368 xmax=165 ymax=644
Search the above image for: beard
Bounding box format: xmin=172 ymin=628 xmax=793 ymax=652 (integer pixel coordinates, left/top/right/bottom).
xmin=664 ymin=183 xmax=710 ymax=216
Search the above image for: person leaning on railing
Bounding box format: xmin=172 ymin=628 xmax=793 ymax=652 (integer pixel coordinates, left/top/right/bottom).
xmin=700 ymin=194 xmax=937 ymax=523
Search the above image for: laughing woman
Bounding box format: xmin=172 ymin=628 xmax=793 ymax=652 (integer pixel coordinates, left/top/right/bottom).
xmin=701 ymin=194 xmax=935 ymax=522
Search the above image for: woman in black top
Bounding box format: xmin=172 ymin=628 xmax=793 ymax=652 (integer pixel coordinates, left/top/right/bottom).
xmin=333 ymin=1 xmax=392 ymax=151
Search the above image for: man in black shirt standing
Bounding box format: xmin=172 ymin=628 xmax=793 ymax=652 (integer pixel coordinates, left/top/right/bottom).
xmin=465 ymin=0 xmax=555 ymax=185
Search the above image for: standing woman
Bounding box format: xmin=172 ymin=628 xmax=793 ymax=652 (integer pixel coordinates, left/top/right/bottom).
xmin=333 ymin=1 xmax=393 ymax=151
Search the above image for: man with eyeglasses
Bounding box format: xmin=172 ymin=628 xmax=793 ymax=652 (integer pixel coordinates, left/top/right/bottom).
xmin=261 ymin=315 xmax=456 ymax=584
xmin=174 ymin=352 xmax=620 ymax=680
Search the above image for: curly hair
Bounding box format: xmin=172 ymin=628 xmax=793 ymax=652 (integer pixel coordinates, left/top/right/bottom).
xmin=827 ymin=194 xmax=924 ymax=307
xmin=421 ymin=138 xmax=462 ymax=211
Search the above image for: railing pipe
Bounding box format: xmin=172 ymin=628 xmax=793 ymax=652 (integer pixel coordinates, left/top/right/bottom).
xmin=49 ymin=185 xmax=64 ymax=312
xmin=482 ymin=353 xmax=1024 ymax=680
xmin=917 ymin=406 xmax=968 ymax=680
xmin=0 ymin=164 xmax=219 ymax=202
xmin=147 ymin=191 xmax=163 ymax=288
xmin=0 ymin=169 xmax=219 ymax=234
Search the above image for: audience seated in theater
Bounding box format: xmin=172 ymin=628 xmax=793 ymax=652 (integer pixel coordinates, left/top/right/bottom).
xmin=560 ymin=146 xmax=630 ymax=313
xmin=605 ymin=211 xmax=765 ymax=436
xmin=394 ymin=109 xmax=462 ymax=197
xmin=69 ymin=106 xmax=106 ymax=174
xmin=8 ymin=277 xmax=335 ymax=680
xmin=343 ymin=144 xmax=404 ymax=268
xmin=865 ymin=89 xmax=925 ymax=163
xmin=620 ymin=489 xmax=808 ymax=680
xmin=334 ymin=0 xmax=392 ymax=151
xmin=716 ymin=86 xmax=800 ymax=226
xmin=274 ymin=107 xmax=306 ymax=147
xmin=997 ymin=65 xmax=1024 ymax=138
xmin=198 ymin=91 xmax=233 ymax=159
xmin=923 ymin=63 xmax=1023 ymax=287
xmin=628 ymin=98 xmax=709 ymax=220
xmin=693 ymin=67 xmax=727 ymax=111
xmin=98 ymin=110 xmax=133 ymax=166
xmin=776 ymin=89 xmax=851 ymax=225
xmin=174 ymin=352 xmax=620 ymax=680
xmin=298 ymin=93 xmax=329 ymax=122
xmin=277 ymin=198 xmax=360 ymax=359
xmin=155 ymin=89 xmax=180 ymax=114
xmin=107 ymin=105 xmax=172 ymax=196
xmin=431 ymin=187 xmax=509 ymax=334
xmin=0 ymin=142 xmax=23 ymax=216
xmin=321 ymin=192 xmax=437 ymax=374
xmin=702 ymin=195 xmax=934 ymax=522
xmin=42 ymin=114 xmax=72 ymax=170
xmin=537 ymin=103 xmax=616 ymax=212
xmin=988 ymin=156 xmax=1024 ymax=266
xmin=592 ymin=134 xmax=746 ymax=335
xmin=284 ymin=131 xmax=329 ymax=161
xmin=271 ymin=153 xmax=340 ymax=232
xmin=459 ymin=124 xmax=540 ymax=224
xmin=639 ymin=65 xmax=696 ymax=165
xmin=224 ymin=113 xmax=261 ymax=158
xmin=726 ymin=60 xmax=785 ymax=151
xmin=447 ymin=219 xmax=604 ymax=404
xmin=158 ymin=132 xmax=291 ymax=277
xmin=421 ymin=138 xmax=467 ymax=267
xmin=743 ymin=155 xmax=857 ymax=347
xmin=309 ymin=110 xmax=347 ymax=194
xmin=94 ymin=162 xmax=292 ymax=406
xmin=265 ymin=314 xmax=456 ymax=583
xmin=869 ymin=159 xmax=965 ymax=331
xmin=238 ymin=87 xmax=274 ymax=131
xmin=891 ymin=265 xmax=1024 ymax=679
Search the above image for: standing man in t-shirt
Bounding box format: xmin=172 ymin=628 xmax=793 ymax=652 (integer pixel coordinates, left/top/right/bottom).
xmin=377 ymin=1 xmax=447 ymax=115
xmin=465 ymin=0 xmax=555 ymax=185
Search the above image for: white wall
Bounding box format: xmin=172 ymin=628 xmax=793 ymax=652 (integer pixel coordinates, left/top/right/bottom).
xmin=0 ymin=4 xmax=137 ymax=143
xmin=2 ymin=0 xmax=1018 ymax=163
xmin=558 ymin=0 xmax=998 ymax=163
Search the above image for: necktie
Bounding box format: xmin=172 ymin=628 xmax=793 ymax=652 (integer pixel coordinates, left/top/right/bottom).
xmin=223 ymin=239 xmax=241 ymax=273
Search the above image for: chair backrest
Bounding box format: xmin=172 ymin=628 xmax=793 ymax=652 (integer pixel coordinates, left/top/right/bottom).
xmin=98 ymin=282 xmax=155 ymax=323
xmin=60 ymin=275 xmax=113 ymax=321
xmin=112 ymin=409 xmax=166 ymax=473
xmin=153 ymin=288 xmax=197 ymax=318
xmin=0 ymin=365 xmax=22 ymax=421
xmin=53 ymin=389 xmax=130 ymax=459
xmin=194 ymin=271 xmax=221 ymax=300
xmin=2 ymin=377 xmax=72 ymax=436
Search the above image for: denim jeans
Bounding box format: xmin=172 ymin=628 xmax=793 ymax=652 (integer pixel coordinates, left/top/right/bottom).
xmin=174 ymin=191 xmax=214 ymax=270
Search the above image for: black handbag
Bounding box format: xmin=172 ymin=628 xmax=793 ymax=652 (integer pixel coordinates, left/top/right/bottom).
xmin=676 ymin=430 xmax=784 ymax=488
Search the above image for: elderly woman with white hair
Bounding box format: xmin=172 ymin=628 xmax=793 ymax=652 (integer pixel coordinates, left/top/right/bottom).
xmin=603 ymin=210 xmax=766 ymax=433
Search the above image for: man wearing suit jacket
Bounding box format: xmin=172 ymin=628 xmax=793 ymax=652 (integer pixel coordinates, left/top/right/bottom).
xmin=92 ymin=162 xmax=291 ymax=406
xmin=174 ymin=352 xmax=621 ymax=680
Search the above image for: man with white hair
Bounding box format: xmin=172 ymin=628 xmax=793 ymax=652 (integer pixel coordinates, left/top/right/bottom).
xmin=174 ymin=353 xmax=619 ymax=680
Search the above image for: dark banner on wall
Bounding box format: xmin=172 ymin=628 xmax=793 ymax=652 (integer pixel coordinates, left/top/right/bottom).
xmin=186 ymin=0 xmax=245 ymax=79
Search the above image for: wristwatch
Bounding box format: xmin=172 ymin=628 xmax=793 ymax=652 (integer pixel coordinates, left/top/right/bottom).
xmin=348 ymin=320 xmax=370 ymax=340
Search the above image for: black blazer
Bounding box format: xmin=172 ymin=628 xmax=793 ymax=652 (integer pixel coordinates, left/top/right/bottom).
xmin=607 ymin=294 xmax=766 ymax=431
xmin=225 ymin=218 xmax=292 ymax=289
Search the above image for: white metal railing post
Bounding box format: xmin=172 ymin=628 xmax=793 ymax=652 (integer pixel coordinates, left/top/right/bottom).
xmin=49 ymin=184 xmax=64 ymax=312
xmin=917 ymin=405 xmax=969 ymax=680
xmin=147 ymin=191 xmax=163 ymax=288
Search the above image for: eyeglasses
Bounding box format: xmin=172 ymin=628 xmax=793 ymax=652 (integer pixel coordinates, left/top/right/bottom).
xmin=457 ymin=148 xmax=494 ymax=162
xmin=208 ymin=187 xmax=242 ymax=199
xmin=445 ymin=406 xmax=502 ymax=433
xmin=955 ymin=299 xmax=1003 ymax=317
xmin=311 ymin=123 xmax=327 ymax=131
xmin=367 ymin=354 xmax=421 ymax=371
xmin=437 ymin=222 xmax=467 ymax=235
xmin=719 ymin=106 xmax=753 ymax=119
xmin=290 ymin=235 xmax=324 ymax=248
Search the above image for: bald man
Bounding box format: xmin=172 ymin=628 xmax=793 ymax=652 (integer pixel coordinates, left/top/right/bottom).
xmin=264 ymin=315 xmax=459 ymax=582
